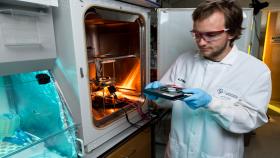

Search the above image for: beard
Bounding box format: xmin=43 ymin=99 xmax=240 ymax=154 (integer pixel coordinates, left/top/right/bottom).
xmin=200 ymin=40 xmax=229 ymax=61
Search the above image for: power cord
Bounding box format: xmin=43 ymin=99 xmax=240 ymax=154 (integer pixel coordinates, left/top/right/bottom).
xmin=121 ymin=107 xmax=141 ymax=128
xmin=120 ymin=98 xmax=158 ymax=128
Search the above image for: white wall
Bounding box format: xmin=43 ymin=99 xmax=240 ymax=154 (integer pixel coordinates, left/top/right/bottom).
xmin=160 ymin=0 xmax=280 ymax=59
xmin=162 ymin=0 xmax=280 ymax=8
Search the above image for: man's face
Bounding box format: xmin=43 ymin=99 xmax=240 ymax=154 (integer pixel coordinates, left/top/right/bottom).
xmin=192 ymin=11 xmax=233 ymax=61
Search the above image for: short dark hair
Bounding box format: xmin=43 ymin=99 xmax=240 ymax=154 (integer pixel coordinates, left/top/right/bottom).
xmin=192 ymin=0 xmax=243 ymax=46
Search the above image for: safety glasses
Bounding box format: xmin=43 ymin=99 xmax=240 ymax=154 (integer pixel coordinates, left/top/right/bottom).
xmin=190 ymin=29 xmax=229 ymax=42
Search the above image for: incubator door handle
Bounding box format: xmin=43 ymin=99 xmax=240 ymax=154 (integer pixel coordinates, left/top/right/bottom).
xmin=76 ymin=138 xmax=85 ymax=157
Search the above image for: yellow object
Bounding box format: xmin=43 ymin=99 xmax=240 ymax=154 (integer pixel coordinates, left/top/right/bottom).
xmin=247 ymin=44 xmax=251 ymax=55
xmin=262 ymin=12 xmax=271 ymax=62
xmin=268 ymin=104 xmax=280 ymax=114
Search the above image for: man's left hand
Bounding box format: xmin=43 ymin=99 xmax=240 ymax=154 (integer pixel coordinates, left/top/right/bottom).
xmin=182 ymin=88 xmax=212 ymax=110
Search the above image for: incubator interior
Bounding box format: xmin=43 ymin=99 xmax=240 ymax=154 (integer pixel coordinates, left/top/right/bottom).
xmin=84 ymin=8 xmax=146 ymax=127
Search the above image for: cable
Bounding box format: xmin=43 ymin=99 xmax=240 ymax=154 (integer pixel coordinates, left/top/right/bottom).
xmin=120 ymin=97 xmax=158 ymax=128
xmin=121 ymin=107 xmax=141 ymax=128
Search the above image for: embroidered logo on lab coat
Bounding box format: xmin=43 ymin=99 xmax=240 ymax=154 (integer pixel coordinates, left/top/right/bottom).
xmin=216 ymin=88 xmax=239 ymax=101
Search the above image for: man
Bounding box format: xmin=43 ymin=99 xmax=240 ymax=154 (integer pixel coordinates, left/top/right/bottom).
xmin=145 ymin=0 xmax=272 ymax=157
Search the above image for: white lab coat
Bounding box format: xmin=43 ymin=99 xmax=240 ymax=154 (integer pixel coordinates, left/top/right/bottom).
xmin=157 ymin=45 xmax=272 ymax=158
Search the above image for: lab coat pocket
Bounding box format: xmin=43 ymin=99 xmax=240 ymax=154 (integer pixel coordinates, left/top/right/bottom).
xmin=201 ymin=152 xmax=233 ymax=158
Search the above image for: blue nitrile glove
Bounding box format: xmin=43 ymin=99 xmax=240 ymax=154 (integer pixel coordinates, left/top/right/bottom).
xmin=182 ymin=88 xmax=212 ymax=110
xmin=144 ymin=81 xmax=162 ymax=100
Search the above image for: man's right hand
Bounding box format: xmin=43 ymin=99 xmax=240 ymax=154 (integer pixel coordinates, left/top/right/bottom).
xmin=144 ymin=81 xmax=162 ymax=100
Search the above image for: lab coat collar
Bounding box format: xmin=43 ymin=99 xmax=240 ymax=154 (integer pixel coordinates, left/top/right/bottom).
xmin=219 ymin=45 xmax=239 ymax=66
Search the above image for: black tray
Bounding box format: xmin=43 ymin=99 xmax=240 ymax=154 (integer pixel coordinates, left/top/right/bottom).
xmin=144 ymin=86 xmax=191 ymax=100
